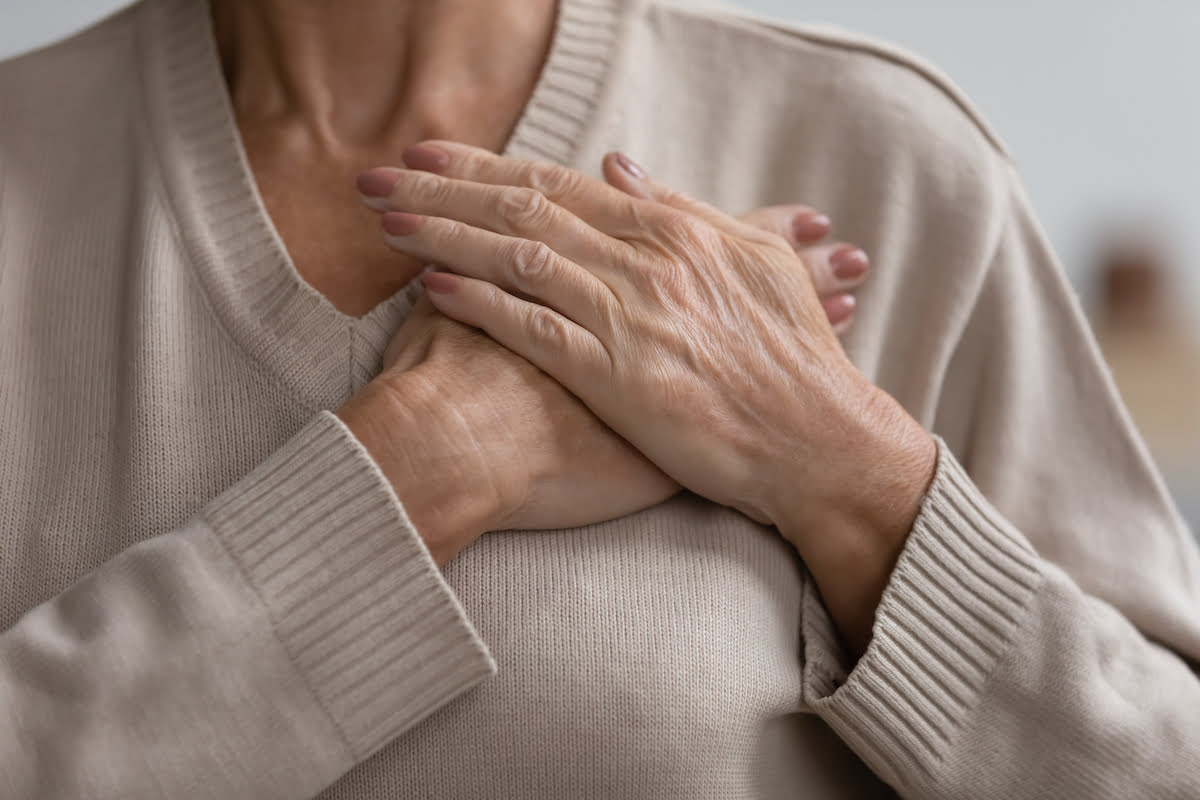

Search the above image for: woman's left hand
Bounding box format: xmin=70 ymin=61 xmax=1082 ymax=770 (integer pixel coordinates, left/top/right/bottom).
xmin=358 ymin=142 xmax=937 ymax=652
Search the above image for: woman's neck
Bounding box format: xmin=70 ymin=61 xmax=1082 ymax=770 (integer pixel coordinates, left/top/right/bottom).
xmin=210 ymin=0 xmax=558 ymax=152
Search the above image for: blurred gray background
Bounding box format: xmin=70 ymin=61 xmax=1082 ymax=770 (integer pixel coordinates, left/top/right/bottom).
xmin=6 ymin=1 xmax=1199 ymax=528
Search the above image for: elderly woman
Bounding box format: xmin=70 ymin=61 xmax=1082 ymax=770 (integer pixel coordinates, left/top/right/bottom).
xmin=1 ymin=0 xmax=1198 ymax=797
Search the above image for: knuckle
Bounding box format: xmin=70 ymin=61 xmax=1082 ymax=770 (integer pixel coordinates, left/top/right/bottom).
xmin=528 ymin=164 xmax=580 ymax=198
xmin=526 ymin=306 xmax=568 ymax=348
xmin=406 ymin=170 xmax=447 ymax=203
xmin=458 ymin=148 xmax=486 ymax=177
xmin=432 ymin=217 xmax=464 ymax=245
xmin=660 ymin=209 xmax=706 ymax=242
xmin=498 ymin=186 xmax=552 ymax=229
xmin=480 ymin=281 xmax=506 ymax=313
xmin=509 ymin=239 xmax=556 ymax=286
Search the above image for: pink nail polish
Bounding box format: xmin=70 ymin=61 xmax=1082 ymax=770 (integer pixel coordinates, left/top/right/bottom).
xmin=421 ymin=270 xmax=461 ymax=294
xmin=831 ymin=245 xmax=870 ymax=281
xmin=357 ymin=169 xmax=399 ymax=198
xmin=793 ymin=213 xmax=832 ymax=242
xmin=614 ymin=152 xmax=648 ymax=179
xmin=824 ymin=293 xmax=856 ymax=326
xmin=402 ymin=144 xmax=451 ymax=173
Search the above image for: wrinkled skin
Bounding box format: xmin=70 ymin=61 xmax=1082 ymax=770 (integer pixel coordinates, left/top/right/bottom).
xmin=352 ymin=141 xmax=936 ymax=652
xmin=375 ymin=191 xmax=870 ymax=534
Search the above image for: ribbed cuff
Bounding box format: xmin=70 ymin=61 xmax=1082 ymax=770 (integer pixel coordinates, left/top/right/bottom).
xmin=802 ymin=438 xmax=1044 ymax=792
xmin=204 ymin=412 xmax=496 ymax=761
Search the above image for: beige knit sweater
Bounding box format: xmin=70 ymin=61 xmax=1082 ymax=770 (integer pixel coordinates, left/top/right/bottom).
xmin=1 ymin=0 xmax=1198 ymax=797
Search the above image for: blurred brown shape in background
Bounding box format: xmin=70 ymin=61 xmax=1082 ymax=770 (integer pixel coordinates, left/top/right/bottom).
xmin=1093 ymin=237 xmax=1200 ymax=474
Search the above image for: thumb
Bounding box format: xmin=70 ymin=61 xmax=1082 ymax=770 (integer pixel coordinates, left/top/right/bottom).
xmin=600 ymin=151 xmax=656 ymax=200
xmin=601 ymin=151 xmax=744 ymax=235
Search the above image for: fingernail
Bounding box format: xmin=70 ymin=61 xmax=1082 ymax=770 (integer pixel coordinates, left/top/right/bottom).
xmin=614 ymin=152 xmax=648 ymax=179
xmin=357 ymin=168 xmax=399 ymax=198
xmin=831 ymin=245 xmax=870 ymax=281
xmin=381 ymin=212 xmax=424 ymax=236
xmin=421 ymin=270 xmax=461 ymax=294
xmin=793 ymin=212 xmax=832 ymax=241
xmin=402 ymin=143 xmax=451 ymax=173
xmin=825 ymin=293 xmax=856 ymax=326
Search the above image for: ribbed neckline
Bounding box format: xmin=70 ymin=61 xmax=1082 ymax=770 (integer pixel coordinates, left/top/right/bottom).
xmin=136 ymin=0 xmax=627 ymax=411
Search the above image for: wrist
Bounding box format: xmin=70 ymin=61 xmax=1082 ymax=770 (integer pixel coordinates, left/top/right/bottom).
xmin=337 ymin=373 xmax=507 ymax=566
xmin=771 ymin=381 xmax=938 ymax=654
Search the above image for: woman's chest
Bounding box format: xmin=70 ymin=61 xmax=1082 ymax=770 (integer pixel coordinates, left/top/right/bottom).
xmin=320 ymin=499 xmax=891 ymax=798
xmin=0 ymin=246 xmax=889 ymax=798
xmin=253 ymin=166 xmax=422 ymax=317
xmin=320 ymin=498 xmax=870 ymax=799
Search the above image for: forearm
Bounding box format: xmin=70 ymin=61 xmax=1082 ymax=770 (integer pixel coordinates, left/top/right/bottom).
xmin=0 ymin=521 xmax=347 ymax=799
xmin=768 ymin=372 xmax=938 ymax=656
xmin=802 ymin=441 xmax=1200 ymax=798
xmin=0 ymin=413 xmax=494 ymax=799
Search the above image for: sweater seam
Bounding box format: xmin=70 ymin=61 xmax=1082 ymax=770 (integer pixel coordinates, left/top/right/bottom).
xmin=931 ymin=175 xmax=1019 ymax=470
xmin=936 ymin=164 xmax=1018 ymax=393
xmin=666 ymin=1 xmax=1012 ymax=162
xmin=0 ymin=153 xmax=7 ymax=298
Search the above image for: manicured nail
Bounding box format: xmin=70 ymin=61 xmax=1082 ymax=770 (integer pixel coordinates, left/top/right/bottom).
xmin=421 ymin=270 xmax=461 ymax=294
xmin=614 ymin=152 xmax=648 ymax=179
xmin=831 ymin=245 xmax=870 ymax=281
xmin=824 ymin=293 xmax=856 ymax=326
xmin=357 ymin=169 xmax=399 ymax=198
xmin=381 ymin=212 xmax=424 ymax=236
xmin=402 ymin=143 xmax=451 ymax=173
xmin=793 ymin=212 xmax=832 ymax=242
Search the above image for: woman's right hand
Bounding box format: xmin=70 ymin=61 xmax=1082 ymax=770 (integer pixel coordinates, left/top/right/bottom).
xmin=338 ymin=207 xmax=868 ymax=566
xmin=365 ymin=294 xmax=680 ymax=560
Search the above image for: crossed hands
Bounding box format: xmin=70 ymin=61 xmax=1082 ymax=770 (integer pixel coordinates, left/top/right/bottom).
xmin=339 ymin=143 xmax=935 ymax=652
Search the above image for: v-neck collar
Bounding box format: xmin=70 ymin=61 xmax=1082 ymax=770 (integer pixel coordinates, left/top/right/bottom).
xmin=137 ymin=0 xmax=628 ymax=410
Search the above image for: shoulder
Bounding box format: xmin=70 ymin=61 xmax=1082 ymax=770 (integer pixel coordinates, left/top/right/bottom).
xmin=633 ymin=0 xmax=1011 ymax=169
xmin=0 ymin=4 xmax=142 ymax=138
xmin=0 ymin=2 xmax=139 ymax=76
xmin=617 ymin=0 xmax=1017 ymax=256
xmin=0 ymin=3 xmax=144 ymax=207
xmin=614 ymin=1 xmax=1028 ymax=386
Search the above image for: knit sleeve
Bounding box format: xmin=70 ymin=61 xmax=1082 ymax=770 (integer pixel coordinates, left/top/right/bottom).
xmin=801 ymin=167 xmax=1200 ymax=798
xmin=0 ymin=411 xmax=495 ymax=800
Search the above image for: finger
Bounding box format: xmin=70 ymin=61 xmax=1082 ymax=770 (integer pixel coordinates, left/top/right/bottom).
xmin=398 ymin=140 xmax=645 ymax=238
xmin=382 ymin=294 xmax=442 ymax=372
xmin=601 ymin=151 xmax=763 ymax=242
xmin=358 ymin=167 xmax=624 ymax=267
xmin=737 ymin=205 xmax=832 ymax=247
xmin=821 ymin=293 xmax=857 ymax=337
xmin=793 ymin=242 xmax=871 ymax=299
xmin=419 ymin=270 xmax=610 ymax=396
xmin=379 ymin=211 xmax=618 ymax=331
